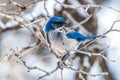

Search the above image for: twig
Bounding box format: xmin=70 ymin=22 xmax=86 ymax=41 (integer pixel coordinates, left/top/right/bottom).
xmin=70 ymin=49 xmax=115 ymax=62
xmin=68 ymin=67 xmax=108 ymax=77
xmin=79 ymin=73 xmax=86 ymax=80
xmin=15 ymin=54 xmax=48 ymax=73
xmin=80 ymin=39 xmax=97 ymax=50
xmin=6 ymin=46 xmax=59 ymax=80
xmin=24 ymin=0 xmax=39 ymax=8
xmin=37 ymin=61 xmax=64 ymax=80
xmin=101 ymin=6 xmax=120 ymax=13
xmin=9 ymin=0 xmax=39 ymax=12
xmin=10 ymin=0 xmax=26 ymax=11
xmin=0 ymin=12 xmax=14 ymax=19
xmin=20 ymin=17 xmax=46 ymax=27
xmin=56 ymin=0 xmax=120 ymax=14
xmin=102 ymin=20 xmax=120 ymax=35
xmin=63 ymin=11 xmax=93 ymax=35
xmin=55 ymin=0 xmax=99 ymax=9
xmin=109 ymin=6 xmax=120 ymax=13
xmin=79 ymin=14 xmax=92 ymax=25
xmin=7 ymin=46 xmax=49 ymax=74
xmin=2 ymin=11 xmax=20 ymax=15
xmin=44 ymin=0 xmax=50 ymax=17
xmin=37 ymin=66 xmax=59 ymax=80
xmin=61 ymin=69 xmax=63 ymax=80
xmin=80 ymin=20 xmax=120 ymax=51
xmin=0 ymin=2 xmax=9 ymax=6
xmin=5 ymin=45 xmax=110 ymax=80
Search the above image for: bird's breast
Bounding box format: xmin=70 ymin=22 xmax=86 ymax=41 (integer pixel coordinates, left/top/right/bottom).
xmin=48 ymin=31 xmax=79 ymax=53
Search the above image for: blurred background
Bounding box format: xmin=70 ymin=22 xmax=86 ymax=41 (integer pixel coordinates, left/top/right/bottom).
xmin=0 ymin=0 xmax=120 ymax=80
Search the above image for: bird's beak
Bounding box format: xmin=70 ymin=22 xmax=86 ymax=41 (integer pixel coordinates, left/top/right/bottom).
xmin=64 ymin=21 xmax=67 ymax=24
xmin=64 ymin=21 xmax=72 ymax=27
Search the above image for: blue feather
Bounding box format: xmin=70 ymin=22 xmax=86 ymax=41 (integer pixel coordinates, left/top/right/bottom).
xmin=56 ymin=32 xmax=61 ymax=38
xmin=66 ymin=31 xmax=97 ymax=42
xmin=45 ymin=16 xmax=65 ymax=32
xmin=66 ymin=31 xmax=86 ymax=39
xmin=45 ymin=20 xmax=54 ymax=32
xmin=85 ymin=35 xmax=97 ymax=39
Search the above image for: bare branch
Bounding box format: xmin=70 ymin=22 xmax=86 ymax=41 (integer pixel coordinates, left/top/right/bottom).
xmin=44 ymin=0 xmax=50 ymax=17
xmin=68 ymin=67 xmax=108 ymax=77
xmin=0 ymin=2 xmax=10 ymax=7
xmin=55 ymin=0 xmax=99 ymax=9
xmin=61 ymin=69 xmax=63 ymax=80
xmin=0 ymin=12 xmax=14 ymax=19
xmin=1 ymin=0 xmax=120 ymax=80
xmin=37 ymin=66 xmax=59 ymax=80
xmin=71 ymin=47 xmax=115 ymax=62
xmin=79 ymin=14 xmax=92 ymax=25
xmin=102 ymin=20 xmax=120 ymax=35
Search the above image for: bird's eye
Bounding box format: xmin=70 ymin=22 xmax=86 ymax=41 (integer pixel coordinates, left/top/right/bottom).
xmin=51 ymin=23 xmax=55 ymax=26
xmin=59 ymin=28 xmax=62 ymax=31
xmin=58 ymin=28 xmax=63 ymax=32
xmin=52 ymin=22 xmax=64 ymax=28
xmin=57 ymin=22 xmax=64 ymax=27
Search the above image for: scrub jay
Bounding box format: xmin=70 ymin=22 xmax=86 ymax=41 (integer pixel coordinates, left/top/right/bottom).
xmin=45 ymin=16 xmax=99 ymax=58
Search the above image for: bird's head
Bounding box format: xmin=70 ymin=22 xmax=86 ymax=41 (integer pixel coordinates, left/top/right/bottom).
xmin=45 ymin=16 xmax=65 ymax=32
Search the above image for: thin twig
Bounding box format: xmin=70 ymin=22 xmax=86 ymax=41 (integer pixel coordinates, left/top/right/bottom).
xmin=80 ymin=39 xmax=97 ymax=50
xmin=0 ymin=3 xmax=9 ymax=6
xmin=61 ymin=69 xmax=63 ymax=80
xmin=0 ymin=12 xmax=14 ymax=19
xmin=8 ymin=47 xmax=49 ymax=74
xmin=44 ymin=0 xmax=50 ymax=17
xmin=55 ymin=0 xmax=99 ymax=9
xmin=16 ymin=56 xmax=48 ymax=73
xmin=109 ymin=6 xmax=120 ymax=13
xmin=79 ymin=14 xmax=92 ymax=25
xmin=63 ymin=11 xmax=94 ymax=35
xmin=68 ymin=67 xmax=108 ymax=76
xmin=20 ymin=18 xmax=46 ymax=27
xmin=101 ymin=6 xmax=120 ymax=13
xmin=37 ymin=66 xmax=59 ymax=80
xmin=10 ymin=0 xmax=25 ymax=11
xmin=71 ymin=49 xmax=115 ymax=62
xmin=24 ymin=0 xmax=39 ymax=8
xmin=79 ymin=73 xmax=86 ymax=80
xmin=102 ymin=20 xmax=120 ymax=35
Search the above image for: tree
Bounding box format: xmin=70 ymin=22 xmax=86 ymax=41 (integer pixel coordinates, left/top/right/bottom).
xmin=0 ymin=0 xmax=120 ymax=80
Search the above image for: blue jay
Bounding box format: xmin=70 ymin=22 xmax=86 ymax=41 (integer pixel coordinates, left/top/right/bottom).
xmin=45 ymin=16 xmax=99 ymax=58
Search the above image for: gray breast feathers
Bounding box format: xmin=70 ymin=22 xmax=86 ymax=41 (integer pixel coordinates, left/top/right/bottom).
xmin=48 ymin=30 xmax=78 ymax=53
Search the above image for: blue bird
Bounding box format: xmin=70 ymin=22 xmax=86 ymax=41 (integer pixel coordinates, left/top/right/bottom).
xmin=45 ymin=16 xmax=99 ymax=57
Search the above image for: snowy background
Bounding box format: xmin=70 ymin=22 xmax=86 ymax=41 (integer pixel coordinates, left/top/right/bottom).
xmin=0 ymin=0 xmax=120 ymax=80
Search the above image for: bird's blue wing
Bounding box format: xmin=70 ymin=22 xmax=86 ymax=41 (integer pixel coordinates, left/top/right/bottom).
xmin=66 ymin=31 xmax=85 ymax=39
xmin=66 ymin=31 xmax=98 ymax=42
xmin=66 ymin=31 xmax=86 ymax=42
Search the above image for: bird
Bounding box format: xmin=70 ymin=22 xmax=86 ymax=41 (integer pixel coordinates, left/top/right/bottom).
xmin=45 ymin=16 xmax=99 ymax=58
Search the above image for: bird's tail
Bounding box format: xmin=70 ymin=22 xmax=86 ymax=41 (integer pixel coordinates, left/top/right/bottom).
xmin=86 ymin=35 xmax=106 ymax=39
